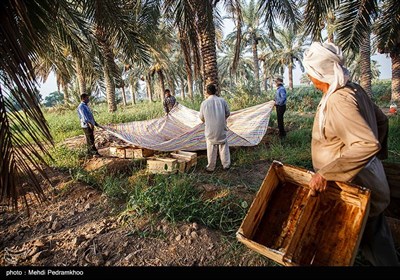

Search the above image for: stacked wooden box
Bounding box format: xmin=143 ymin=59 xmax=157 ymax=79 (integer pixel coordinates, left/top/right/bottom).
xmin=236 ymin=160 xmax=370 ymax=266
xmin=147 ymin=151 xmax=197 ymax=174
xmin=109 ymin=145 xmax=155 ymax=159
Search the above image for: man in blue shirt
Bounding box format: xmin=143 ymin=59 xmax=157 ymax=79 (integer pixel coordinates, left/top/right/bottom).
xmin=77 ymin=94 xmax=101 ymax=157
xmin=274 ymin=77 xmax=287 ymax=139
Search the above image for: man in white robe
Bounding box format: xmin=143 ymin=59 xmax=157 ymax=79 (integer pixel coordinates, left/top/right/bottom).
xmin=199 ymin=84 xmax=231 ymax=172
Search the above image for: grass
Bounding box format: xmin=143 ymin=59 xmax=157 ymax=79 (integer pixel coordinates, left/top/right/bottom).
xmin=387 ymin=114 xmax=400 ymax=162
xmin=121 ymin=172 xmax=248 ymax=234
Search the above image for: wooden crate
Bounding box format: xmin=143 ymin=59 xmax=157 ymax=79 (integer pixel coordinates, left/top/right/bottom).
xmin=236 ymin=161 xmax=370 ymax=266
xmin=109 ymin=146 xmax=135 ymax=159
xmin=133 ymin=148 xmax=155 ymax=159
xmin=170 ymin=151 xmax=197 ymax=171
xmin=176 ymin=159 xmax=187 ymax=173
xmin=147 ymin=157 xmax=178 ymax=174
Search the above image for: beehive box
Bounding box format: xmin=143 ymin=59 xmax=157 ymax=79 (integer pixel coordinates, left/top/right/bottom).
xmin=109 ymin=145 xmax=136 ymax=159
xmin=236 ymin=161 xmax=370 ymax=266
xmin=133 ymin=148 xmax=155 ymax=159
xmin=147 ymin=157 xmax=178 ymax=174
xmin=170 ymin=151 xmax=197 ymax=171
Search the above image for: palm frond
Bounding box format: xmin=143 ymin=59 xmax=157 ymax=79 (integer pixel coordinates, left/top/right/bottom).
xmin=374 ymin=0 xmax=400 ymax=53
xmin=258 ymin=0 xmax=302 ymax=37
xmin=222 ymin=0 xmax=243 ymax=75
xmin=0 ymin=0 xmax=56 ymax=210
xmin=302 ymin=0 xmax=340 ymax=41
xmin=336 ymin=0 xmax=378 ymax=52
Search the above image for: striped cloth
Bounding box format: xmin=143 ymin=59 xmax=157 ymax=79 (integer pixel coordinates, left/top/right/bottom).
xmin=103 ymin=101 xmax=275 ymax=151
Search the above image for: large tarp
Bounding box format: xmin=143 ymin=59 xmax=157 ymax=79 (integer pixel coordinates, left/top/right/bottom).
xmin=103 ymin=101 xmax=275 ymax=151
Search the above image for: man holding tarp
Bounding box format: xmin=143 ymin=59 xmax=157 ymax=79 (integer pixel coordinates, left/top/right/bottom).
xmin=199 ymin=84 xmax=231 ymax=172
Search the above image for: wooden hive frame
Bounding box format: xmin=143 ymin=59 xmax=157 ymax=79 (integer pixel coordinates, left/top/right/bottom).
xmin=236 ymin=160 xmax=370 ymax=266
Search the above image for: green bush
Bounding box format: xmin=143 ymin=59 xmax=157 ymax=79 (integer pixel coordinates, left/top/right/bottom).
xmin=371 ymin=80 xmax=391 ymax=105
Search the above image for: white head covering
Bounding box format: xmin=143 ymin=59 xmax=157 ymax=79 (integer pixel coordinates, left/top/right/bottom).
xmin=303 ymin=41 xmax=350 ymax=138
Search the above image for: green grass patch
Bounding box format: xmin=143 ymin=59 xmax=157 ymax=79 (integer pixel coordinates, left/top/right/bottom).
xmin=123 ymin=173 xmax=248 ymax=234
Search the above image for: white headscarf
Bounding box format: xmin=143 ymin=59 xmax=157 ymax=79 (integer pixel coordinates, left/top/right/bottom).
xmin=303 ymin=42 xmax=350 ymax=138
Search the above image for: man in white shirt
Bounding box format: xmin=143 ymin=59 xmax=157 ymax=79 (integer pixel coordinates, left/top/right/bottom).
xmin=199 ymin=84 xmax=231 ymax=172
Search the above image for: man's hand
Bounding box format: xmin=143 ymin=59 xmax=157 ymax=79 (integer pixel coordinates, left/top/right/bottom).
xmin=88 ymin=123 xmax=94 ymax=130
xmin=309 ymin=172 xmax=327 ymax=196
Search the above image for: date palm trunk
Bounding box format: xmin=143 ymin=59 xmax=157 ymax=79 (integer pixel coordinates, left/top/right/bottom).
xmin=391 ymin=51 xmax=400 ymax=104
xmin=189 ymin=0 xmax=219 ymax=96
xmin=146 ymin=73 xmax=153 ymax=102
xmin=360 ymin=32 xmax=372 ymax=97
xmin=121 ymin=83 xmax=127 ymax=106
xmin=129 ymin=83 xmax=136 ymax=105
xmin=252 ymin=35 xmax=260 ymax=94
xmin=158 ymin=70 xmax=165 ymax=103
xmin=96 ymin=26 xmax=117 ymax=112
xmin=75 ymin=58 xmax=86 ymax=96
xmin=288 ymin=62 xmax=293 ymax=90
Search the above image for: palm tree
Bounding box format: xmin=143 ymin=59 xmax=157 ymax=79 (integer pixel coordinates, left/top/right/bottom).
xmin=218 ymin=40 xmax=254 ymax=89
xmin=34 ymin=48 xmax=75 ymax=105
xmin=225 ymin=0 xmax=267 ymax=95
xmin=259 ymin=50 xmax=285 ymax=91
xmin=258 ymin=0 xmax=301 ymax=37
xmin=165 ymin=0 xmax=232 ymax=96
xmin=269 ymin=27 xmax=307 ymax=90
xmin=82 ymin=0 xmax=156 ymax=112
xmin=0 ymin=0 xmax=155 ymax=210
xmin=164 ymin=0 xmax=299 ymax=97
xmin=302 ymin=0 xmax=378 ymax=97
xmin=188 ymin=0 xmax=220 ymax=94
xmin=348 ymin=54 xmax=381 ymax=83
xmin=375 ymin=0 xmax=400 ymax=104
xmin=335 ymin=0 xmax=379 ymax=97
xmin=0 ymin=0 xmax=87 ymax=210
xmin=302 ymin=0 xmax=339 ymax=42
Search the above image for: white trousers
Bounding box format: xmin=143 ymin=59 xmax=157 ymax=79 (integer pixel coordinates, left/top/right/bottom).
xmin=206 ymin=139 xmax=230 ymax=171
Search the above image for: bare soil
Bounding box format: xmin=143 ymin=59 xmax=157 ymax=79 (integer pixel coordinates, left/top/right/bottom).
xmin=0 ymin=131 xmax=272 ymax=270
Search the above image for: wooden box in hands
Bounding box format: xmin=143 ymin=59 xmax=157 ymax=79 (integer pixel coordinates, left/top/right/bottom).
xmin=236 ymin=161 xmax=370 ymax=266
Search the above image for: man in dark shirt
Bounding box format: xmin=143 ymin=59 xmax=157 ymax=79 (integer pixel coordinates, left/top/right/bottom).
xmin=274 ymin=77 xmax=287 ymax=139
xmin=163 ymin=89 xmax=177 ymax=114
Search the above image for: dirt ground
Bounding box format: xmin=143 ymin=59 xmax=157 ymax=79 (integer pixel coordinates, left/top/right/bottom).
xmin=1 ymin=126 xmax=399 ymax=271
xmin=0 ymin=131 xmax=273 ymax=271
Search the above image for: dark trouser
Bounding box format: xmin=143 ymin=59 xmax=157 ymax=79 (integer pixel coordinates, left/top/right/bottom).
xmin=82 ymin=127 xmax=98 ymax=155
xmin=352 ymin=157 xmax=399 ymax=266
xmin=359 ymin=213 xmax=399 ymax=266
xmin=276 ymin=104 xmax=286 ymax=137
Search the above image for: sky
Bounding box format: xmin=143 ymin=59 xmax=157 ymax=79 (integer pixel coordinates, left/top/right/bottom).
xmin=38 ymin=16 xmax=393 ymax=98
